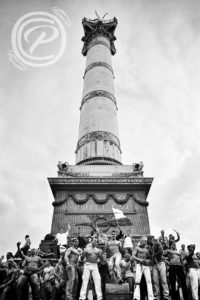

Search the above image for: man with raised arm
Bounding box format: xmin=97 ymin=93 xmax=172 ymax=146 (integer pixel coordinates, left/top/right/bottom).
xmin=168 ymin=229 xmax=180 ymax=249
xmin=56 ymin=223 xmax=71 ymax=254
xmin=107 ymin=230 xmax=122 ymax=283
xmin=16 ymin=243 xmax=44 ymax=300
xmin=132 ymin=236 xmax=154 ymax=300
xmin=65 ymin=237 xmax=83 ymax=300
xmin=79 ymin=237 xmax=103 ymax=300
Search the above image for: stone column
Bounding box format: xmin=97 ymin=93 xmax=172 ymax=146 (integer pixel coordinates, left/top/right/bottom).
xmin=75 ymin=17 xmax=122 ymax=165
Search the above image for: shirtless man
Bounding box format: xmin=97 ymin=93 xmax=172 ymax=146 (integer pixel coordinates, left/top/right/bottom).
xmin=132 ymin=236 xmax=154 ymax=300
xmin=120 ymin=253 xmax=134 ymax=295
xmin=79 ymin=237 xmax=102 ymax=300
xmin=0 ymin=259 xmax=17 ymax=299
xmin=42 ymin=259 xmax=57 ymax=300
xmin=107 ymin=230 xmax=122 ymax=283
xmin=16 ymin=244 xmax=44 ymax=300
xmin=65 ymin=238 xmax=83 ymax=300
xmin=164 ymin=241 xmax=188 ymax=300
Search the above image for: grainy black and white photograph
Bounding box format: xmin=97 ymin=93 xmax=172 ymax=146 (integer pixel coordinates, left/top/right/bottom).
xmin=1 ymin=0 xmax=200 ymax=299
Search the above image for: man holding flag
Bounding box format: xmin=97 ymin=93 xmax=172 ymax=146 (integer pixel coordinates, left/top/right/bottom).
xmin=105 ymin=207 xmax=129 ymax=283
xmin=107 ymin=230 xmax=123 ymax=283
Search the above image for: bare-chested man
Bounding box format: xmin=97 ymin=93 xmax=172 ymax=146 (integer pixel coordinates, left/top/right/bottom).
xmin=0 ymin=259 xmax=17 ymax=299
xmin=164 ymin=241 xmax=188 ymax=300
xmin=65 ymin=237 xmax=83 ymax=300
xmin=107 ymin=230 xmax=122 ymax=283
xmin=120 ymin=253 xmax=134 ymax=295
xmin=132 ymin=236 xmax=154 ymax=300
xmin=16 ymin=244 xmax=44 ymax=300
xmin=79 ymin=237 xmax=102 ymax=300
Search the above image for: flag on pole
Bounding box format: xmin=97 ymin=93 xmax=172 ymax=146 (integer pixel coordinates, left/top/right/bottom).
xmin=112 ymin=207 xmax=127 ymax=220
xmin=112 ymin=207 xmax=133 ymax=225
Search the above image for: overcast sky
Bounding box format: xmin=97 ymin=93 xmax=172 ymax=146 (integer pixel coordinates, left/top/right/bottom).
xmin=1 ymin=0 xmax=200 ymax=255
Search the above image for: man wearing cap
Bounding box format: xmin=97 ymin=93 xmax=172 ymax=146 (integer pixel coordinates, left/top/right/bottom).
xmin=132 ymin=236 xmax=154 ymax=300
xmin=184 ymin=244 xmax=200 ymax=300
xmin=107 ymin=230 xmax=122 ymax=283
xmin=65 ymin=237 xmax=83 ymax=300
xmin=79 ymin=237 xmax=103 ymax=300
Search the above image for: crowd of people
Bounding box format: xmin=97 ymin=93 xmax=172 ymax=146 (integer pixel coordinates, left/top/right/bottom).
xmin=0 ymin=225 xmax=200 ymax=300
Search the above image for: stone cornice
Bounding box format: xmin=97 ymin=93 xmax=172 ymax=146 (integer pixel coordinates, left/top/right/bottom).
xmin=83 ymin=62 xmax=114 ymax=79
xmin=48 ymin=177 xmax=153 ymax=185
xmin=81 ymin=17 xmax=118 ymax=56
xmin=80 ymin=90 xmax=117 ymax=110
xmin=48 ymin=176 xmax=153 ymax=196
xmin=75 ymin=131 xmax=121 ymax=153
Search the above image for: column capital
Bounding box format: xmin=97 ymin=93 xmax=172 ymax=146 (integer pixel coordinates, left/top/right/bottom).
xmin=81 ymin=17 xmax=118 ymax=56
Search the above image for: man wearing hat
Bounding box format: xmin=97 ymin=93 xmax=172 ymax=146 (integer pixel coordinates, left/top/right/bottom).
xmin=132 ymin=236 xmax=154 ymax=300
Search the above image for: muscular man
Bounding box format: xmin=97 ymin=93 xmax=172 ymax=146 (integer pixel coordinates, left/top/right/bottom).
xmin=107 ymin=230 xmax=122 ymax=283
xmin=65 ymin=238 xmax=83 ymax=300
xmin=164 ymin=241 xmax=188 ymax=300
xmin=16 ymin=245 xmax=44 ymax=300
xmin=79 ymin=237 xmax=102 ymax=300
xmin=132 ymin=236 xmax=154 ymax=300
